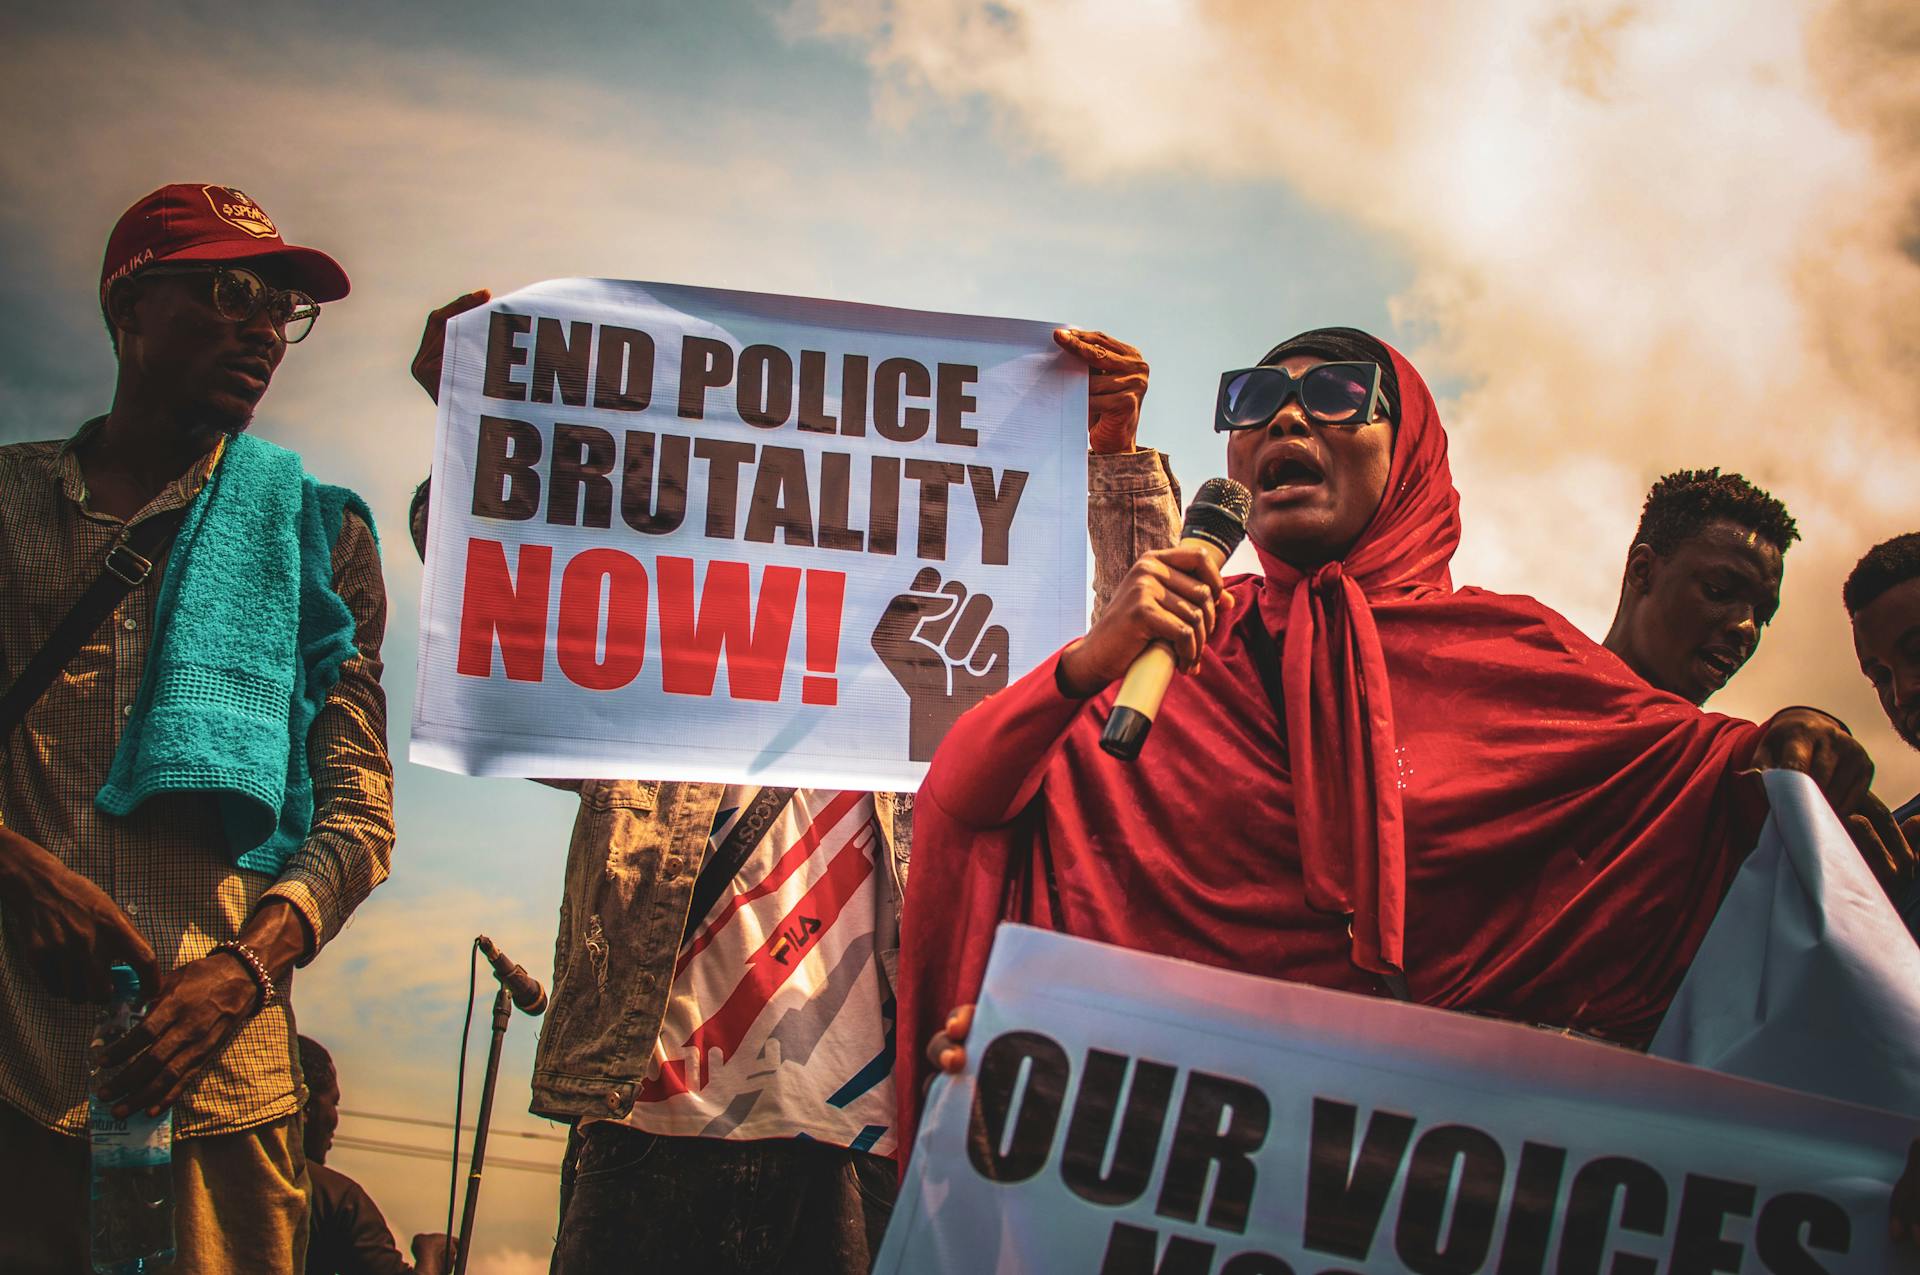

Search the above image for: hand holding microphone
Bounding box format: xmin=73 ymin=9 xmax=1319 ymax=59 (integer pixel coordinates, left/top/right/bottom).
xmin=1056 ymin=478 xmax=1250 ymax=760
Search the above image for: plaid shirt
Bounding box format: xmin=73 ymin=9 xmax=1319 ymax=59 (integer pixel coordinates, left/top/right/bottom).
xmin=0 ymin=421 xmax=394 ymax=1138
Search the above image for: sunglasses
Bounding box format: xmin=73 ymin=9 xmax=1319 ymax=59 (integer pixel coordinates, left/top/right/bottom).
xmin=135 ymin=264 xmax=320 ymax=343
xmin=1214 ymin=362 xmax=1390 ymax=432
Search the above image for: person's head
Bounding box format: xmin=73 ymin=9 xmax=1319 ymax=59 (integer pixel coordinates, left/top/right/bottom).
xmin=298 ymin=1034 xmax=341 ymax=1165
xmin=98 ymin=184 xmax=349 ymax=437
xmin=410 ymin=479 xmax=432 ymax=561
xmin=1220 ymin=327 xmax=1401 ymax=570
xmin=1605 ymin=468 xmax=1797 ymax=706
xmin=1845 ymin=532 xmax=1920 ymax=752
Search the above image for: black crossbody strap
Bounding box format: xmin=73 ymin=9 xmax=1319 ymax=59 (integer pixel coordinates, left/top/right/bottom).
xmin=1238 ymin=602 xmax=1290 ymax=768
xmin=679 ymin=786 xmax=797 ymax=948
xmin=1035 ymin=832 xmax=1065 ymax=929
xmin=999 ymin=811 xmax=1066 ymax=932
xmin=0 ymin=506 xmax=192 ymax=740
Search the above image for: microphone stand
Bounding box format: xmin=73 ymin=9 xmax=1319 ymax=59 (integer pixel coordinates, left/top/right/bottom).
xmin=452 ymin=985 xmax=513 ymax=1275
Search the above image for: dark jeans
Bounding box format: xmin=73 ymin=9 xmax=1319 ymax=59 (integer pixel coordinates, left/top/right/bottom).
xmin=550 ymin=1122 xmax=896 ymax=1275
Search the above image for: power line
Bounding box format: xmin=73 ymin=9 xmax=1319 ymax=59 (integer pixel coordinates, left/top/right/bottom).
xmin=341 ymin=1106 xmax=568 ymax=1144
xmin=331 ymin=1134 xmax=561 ymax=1177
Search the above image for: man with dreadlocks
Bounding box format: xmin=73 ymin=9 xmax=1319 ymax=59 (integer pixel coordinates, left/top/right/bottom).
xmin=1603 ymin=467 xmax=1798 ymax=707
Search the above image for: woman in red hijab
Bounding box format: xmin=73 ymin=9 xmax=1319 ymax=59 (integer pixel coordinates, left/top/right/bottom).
xmin=896 ymin=328 xmax=1888 ymax=1161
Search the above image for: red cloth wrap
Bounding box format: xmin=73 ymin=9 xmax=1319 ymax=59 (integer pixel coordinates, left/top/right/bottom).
xmin=895 ymin=342 xmax=1767 ymax=1166
xmin=1270 ymin=345 xmax=1460 ymax=977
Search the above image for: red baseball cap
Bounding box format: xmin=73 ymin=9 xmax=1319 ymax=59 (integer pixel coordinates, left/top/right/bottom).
xmin=100 ymin=183 xmax=350 ymax=307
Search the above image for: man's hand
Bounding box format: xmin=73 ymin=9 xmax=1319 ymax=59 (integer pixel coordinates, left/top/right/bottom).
xmin=410 ymin=289 xmax=493 ymax=404
xmin=1058 ymin=546 xmax=1229 ymax=695
xmin=872 ymin=569 xmax=1011 ymax=761
xmin=0 ymin=826 xmax=158 ymax=1003
xmin=93 ymin=952 xmax=256 ymax=1118
xmin=1750 ymin=708 xmax=1920 ymax=893
xmin=1752 ymin=708 xmax=1874 ymax=817
xmin=1846 ymin=793 xmax=1917 ymax=894
xmin=412 ymin=1232 xmax=458 ymax=1275
xmin=1054 ymin=328 xmax=1148 ymax=455
xmin=94 ymin=900 xmax=310 ymax=1118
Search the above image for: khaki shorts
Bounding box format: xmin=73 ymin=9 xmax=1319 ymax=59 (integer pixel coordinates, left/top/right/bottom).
xmin=0 ymin=1097 xmax=309 ymax=1274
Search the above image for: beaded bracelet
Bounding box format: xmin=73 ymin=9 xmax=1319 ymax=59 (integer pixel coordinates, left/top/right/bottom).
xmin=212 ymin=940 xmax=279 ymax=1013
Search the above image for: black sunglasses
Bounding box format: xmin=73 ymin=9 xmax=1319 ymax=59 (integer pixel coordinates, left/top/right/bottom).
xmin=134 ymin=264 xmax=320 ymax=343
xmin=1214 ymin=362 xmax=1390 ymax=432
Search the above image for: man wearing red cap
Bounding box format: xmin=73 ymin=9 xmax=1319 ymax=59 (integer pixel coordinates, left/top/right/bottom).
xmin=0 ymin=184 xmax=393 ymax=1273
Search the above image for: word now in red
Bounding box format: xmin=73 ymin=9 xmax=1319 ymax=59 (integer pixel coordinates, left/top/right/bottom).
xmin=456 ymin=537 xmax=844 ymax=705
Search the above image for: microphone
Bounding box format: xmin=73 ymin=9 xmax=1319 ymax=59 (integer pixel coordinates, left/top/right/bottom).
xmin=475 ymin=935 xmax=547 ymax=1016
xmin=1099 ymin=477 xmax=1251 ymax=761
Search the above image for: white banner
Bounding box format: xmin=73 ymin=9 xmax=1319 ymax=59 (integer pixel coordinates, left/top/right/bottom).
xmin=880 ymin=924 xmax=1917 ymax=1274
xmin=411 ymin=279 xmax=1088 ymax=788
xmin=1652 ymin=769 xmax=1920 ymax=1119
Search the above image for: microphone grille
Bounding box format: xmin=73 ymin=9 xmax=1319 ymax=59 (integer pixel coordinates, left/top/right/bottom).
xmin=1182 ymin=477 xmax=1252 ymax=557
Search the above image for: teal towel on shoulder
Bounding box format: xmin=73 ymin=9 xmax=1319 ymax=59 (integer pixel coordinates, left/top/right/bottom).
xmin=96 ymin=433 xmax=376 ymax=876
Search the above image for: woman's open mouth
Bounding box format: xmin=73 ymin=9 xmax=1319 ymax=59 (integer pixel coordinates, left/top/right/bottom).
xmin=1257 ymin=451 xmax=1326 ymax=493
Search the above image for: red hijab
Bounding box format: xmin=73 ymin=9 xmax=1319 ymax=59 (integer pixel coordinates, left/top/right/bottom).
xmin=895 ymin=338 xmax=1767 ymax=1164
xmin=1266 ymin=334 xmax=1461 ymax=980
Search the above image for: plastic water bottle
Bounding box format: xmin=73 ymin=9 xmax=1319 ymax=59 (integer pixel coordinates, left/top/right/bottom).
xmin=89 ymin=963 xmax=174 ymax=1274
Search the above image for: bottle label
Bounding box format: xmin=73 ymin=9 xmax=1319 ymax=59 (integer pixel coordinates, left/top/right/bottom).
xmin=90 ymin=1102 xmax=172 ymax=1169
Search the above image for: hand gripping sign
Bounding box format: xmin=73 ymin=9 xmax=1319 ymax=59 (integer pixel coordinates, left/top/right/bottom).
xmin=412 ymin=280 xmax=1088 ymax=788
xmin=882 ymin=923 xmax=1919 ymax=1275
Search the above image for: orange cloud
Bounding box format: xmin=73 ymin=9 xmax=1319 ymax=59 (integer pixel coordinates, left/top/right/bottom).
xmin=804 ymin=0 xmax=1920 ymax=792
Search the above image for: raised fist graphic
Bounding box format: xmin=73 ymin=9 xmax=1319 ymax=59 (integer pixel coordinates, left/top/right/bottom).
xmin=871 ymin=568 xmax=1011 ymax=762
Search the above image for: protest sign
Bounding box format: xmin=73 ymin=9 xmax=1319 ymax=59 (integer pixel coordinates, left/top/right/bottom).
xmin=1652 ymin=768 xmax=1920 ymax=1119
xmin=411 ymin=279 xmax=1088 ymax=788
xmin=879 ymin=924 xmax=1916 ymax=1274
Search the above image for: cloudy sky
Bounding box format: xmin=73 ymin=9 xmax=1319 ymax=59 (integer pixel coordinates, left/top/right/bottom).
xmin=4 ymin=0 xmax=1917 ymax=1267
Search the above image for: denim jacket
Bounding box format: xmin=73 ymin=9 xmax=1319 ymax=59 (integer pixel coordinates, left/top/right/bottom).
xmin=528 ymin=450 xmax=1183 ymax=1120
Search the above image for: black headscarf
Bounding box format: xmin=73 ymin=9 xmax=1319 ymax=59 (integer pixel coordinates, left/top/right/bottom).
xmin=1259 ymin=326 xmax=1401 ymax=427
